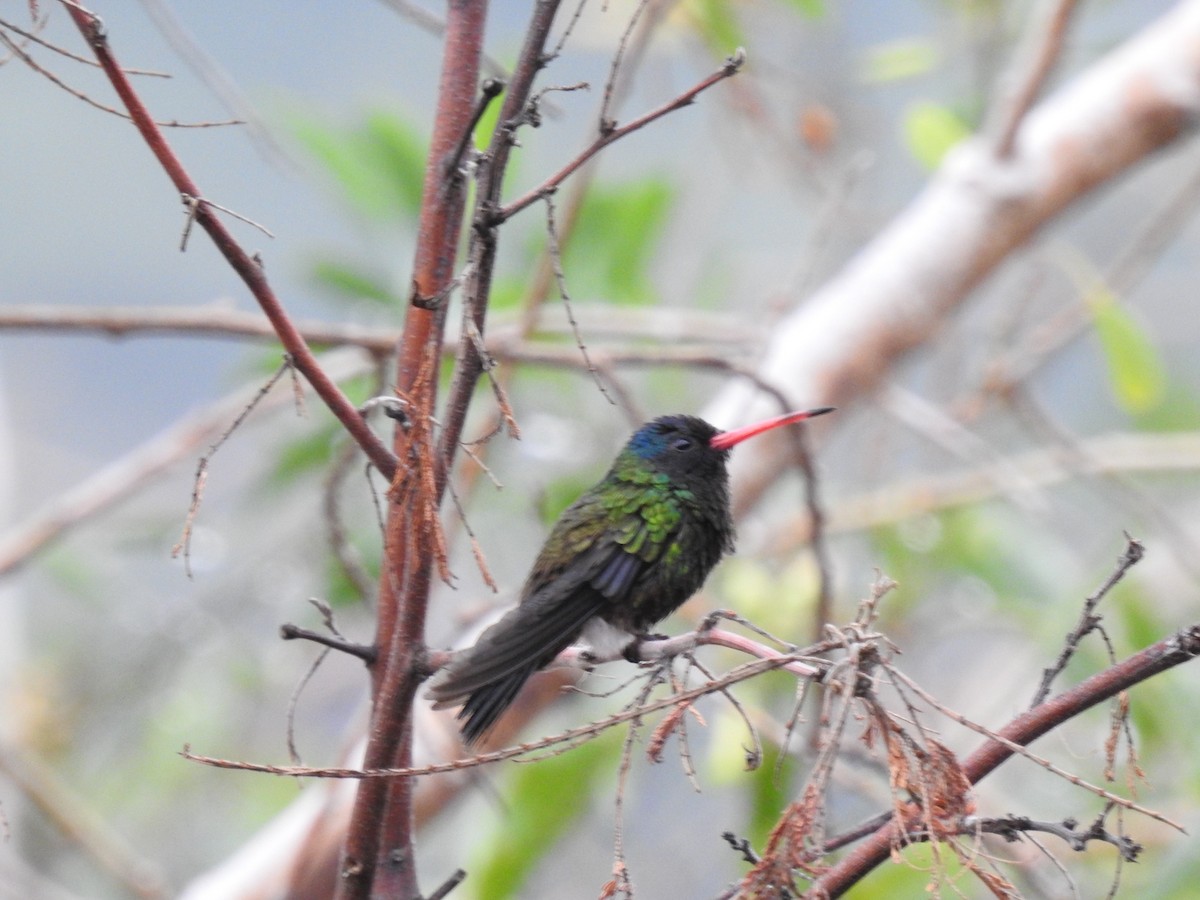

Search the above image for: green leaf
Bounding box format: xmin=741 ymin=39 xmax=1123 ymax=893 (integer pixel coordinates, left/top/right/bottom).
xmin=860 ymin=39 xmax=940 ymax=83
xmin=474 ymin=80 xmax=506 ymax=149
xmin=269 ymin=423 xmax=339 ymax=487
xmin=779 ymin=0 xmax=825 ymax=18
xmin=688 ymin=0 xmax=745 ymax=56
xmin=563 ymin=179 xmax=673 ymax=306
xmin=902 ymin=101 xmax=970 ymax=170
xmin=361 ymin=110 xmax=426 ymax=216
xmin=1088 ymin=290 xmax=1167 ymax=414
xmin=487 ymin=275 xmax=527 ymax=313
xmin=288 ymin=109 xmax=426 ymax=221
xmin=748 ymin=747 xmax=798 ymax=847
xmin=470 ymin=732 xmax=619 ymax=898
xmin=311 ymin=259 xmax=398 ymax=306
xmin=1055 ymin=246 xmax=1168 ymax=415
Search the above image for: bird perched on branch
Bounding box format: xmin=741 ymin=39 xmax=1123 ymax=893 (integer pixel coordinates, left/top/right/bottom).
xmin=427 ymin=407 xmax=834 ymax=745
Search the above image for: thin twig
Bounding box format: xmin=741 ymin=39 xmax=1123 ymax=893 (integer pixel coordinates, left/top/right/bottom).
xmin=135 ymin=0 xmax=287 ymax=160
xmin=598 ymin=0 xmax=650 ymax=131
xmin=285 ymin=645 xmax=330 ymax=765
xmin=0 ymin=348 xmax=369 ymax=577
xmin=543 ymin=193 xmax=616 ymax=404
xmin=722 ymin=831 xmax=761 ymax=865
xmin=182 ymin=650 xmax=815 ymax=779
xmin=444 ymin=76 xmax=505 ymax=182
xmin=545 ymin=0 xmax=587 ymax=62
xmin=888 ymin=664 xmax=1181 ymax=832
xmin=0 ymin=14 xmax=169 ymax=74
xmin=172 ymin=357 xmax=294 ymax=577
xmin=497 ymin=47 xmax=746 ymax=222
xmin=1031 ymin=535 xmax=1145 ymax=706
xmin=425 ymin=869 xmax=468 ymax=900
xmin=280 ymin=623 xmax=377 ymax=664
xmin=180 ymin=193 xmax=274 ymax=252
xmin=611 ymin=668 xmax=665 ymax=899
xmin=0 ymin=29 xmax=237 ymax=126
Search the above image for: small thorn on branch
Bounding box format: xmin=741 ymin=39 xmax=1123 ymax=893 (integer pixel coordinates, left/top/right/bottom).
xmin=280 ymin=623 xmax=376 ymax=664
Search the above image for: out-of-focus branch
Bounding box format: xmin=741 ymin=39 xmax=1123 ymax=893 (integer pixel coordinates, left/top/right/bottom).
xmin=987 ymin=0 xmax=1080 ymax=157
xmin=765 ymin=429 xmax=1200 ymax=554
xmin=708 ymin=0 xmax=1200 ymax=516
xmin=0 ymin=348 xmax=371 ymax=578
xmin=0 ymin=742 xmax=169 ymax=899
xmin=0 ymin=303 xmax=759 ymax=350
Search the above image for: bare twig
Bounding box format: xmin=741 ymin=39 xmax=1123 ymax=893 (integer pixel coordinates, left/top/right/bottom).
xmin=172 ymin=357 xmax=294 ymax=576
xmin=286 ymin=645 xmax=331 ymax=765
xmin=543 ymin=193 xmax=616 ymax=404
xmin=611 ymin=666 xmax=665 ymax=899
xmin=182 ymin=649 xmax=817 ymax=780
xmin=888 ymin=664 xmax=1177 ymax=830
xmin=598 ymin=0 xmax=650 ymax=131
xmin=444 ymin=76 xmax=505 ymax=182
xmin=280 ymin=623 xmax=377 ymax=664
xmin=497 ymin=48 xmax=746 ymax=222
xmin=1032 ymin=535 xmax=1145 ymax=706
xmin=810 ymin=623 xmax=1200 ymax=896
xmin=722 ymin=831 xmax=760 ymax=865
xmin=0 ymin=29 xmax=237 ymax=126
xmin=0 ymin=14 xmax=168 ymax=74
xmin=424 ymin=869 xmax=468 ymax=900
xmin=180 ymin=193 xmax=274 ymax=252
xmin=323 ymin=439 xmax=379 ymax=604
xmin=135 ymin=0 xmax=287 ymax=159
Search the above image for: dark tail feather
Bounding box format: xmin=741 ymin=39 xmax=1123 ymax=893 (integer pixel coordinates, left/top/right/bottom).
xmin=458 ymin=661 xmax=539 ymax=746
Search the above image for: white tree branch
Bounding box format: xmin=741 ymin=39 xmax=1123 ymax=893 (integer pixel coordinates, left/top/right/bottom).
xmin=707 ymin=0 xmax=1200 ymax=513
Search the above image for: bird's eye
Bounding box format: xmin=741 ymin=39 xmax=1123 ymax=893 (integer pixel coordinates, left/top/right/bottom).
xmin=671 ymin=436 xmax=693 ymax=451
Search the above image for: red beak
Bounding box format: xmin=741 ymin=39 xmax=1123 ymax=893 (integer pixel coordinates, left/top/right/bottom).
xmin=709 ymin=407 xmax=835 ymax=451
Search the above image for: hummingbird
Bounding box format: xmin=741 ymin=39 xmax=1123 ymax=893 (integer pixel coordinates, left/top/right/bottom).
xmin=427 ymin=407 xmax=834 ymax=745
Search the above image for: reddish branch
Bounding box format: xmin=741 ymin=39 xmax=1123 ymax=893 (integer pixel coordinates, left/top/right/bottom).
xmin=435 ymin=0 xmax=565 ymax=487
xmin=62 ymin=6 xmax=396 ymax=481
xmin=810 ymin=623 xmax=1200 ymax=897
xmin=339 ymin=0 xmax=489 ymax=895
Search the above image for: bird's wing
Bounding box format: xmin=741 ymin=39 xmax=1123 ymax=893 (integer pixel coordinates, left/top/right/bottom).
xmin=427 ymin=478 xmax=686 ymax=708
xmin=428 ymin=540 xmax=640 ymax=704
xmin=428 ymin=492 xmax=675 ymax=705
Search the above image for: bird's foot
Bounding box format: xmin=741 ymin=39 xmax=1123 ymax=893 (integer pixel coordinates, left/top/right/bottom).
xmin=622 ymin=632 xmax=670 ymax=663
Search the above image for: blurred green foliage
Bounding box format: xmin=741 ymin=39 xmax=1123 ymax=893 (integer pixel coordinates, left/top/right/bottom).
xmin=289 ymin=109 xmax=426 ymax=222
xmin=903 ymin=100 xmax=971 ymax=171
xmin=468 ymin=729 xmax=621 ymax=899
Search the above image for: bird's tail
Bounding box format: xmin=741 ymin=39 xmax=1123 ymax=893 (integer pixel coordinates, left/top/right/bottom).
xmin=453 ymin=661 xmax=539 ymax=746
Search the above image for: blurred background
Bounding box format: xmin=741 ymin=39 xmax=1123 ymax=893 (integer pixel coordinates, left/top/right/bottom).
xmin=2 ymin=0 xmax=1198 ymax=897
